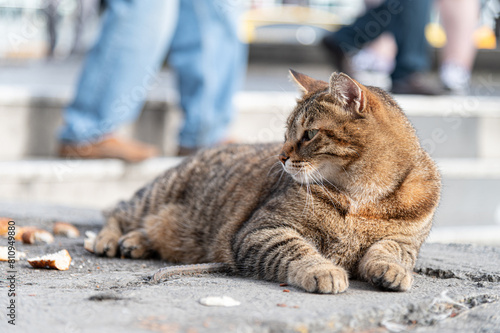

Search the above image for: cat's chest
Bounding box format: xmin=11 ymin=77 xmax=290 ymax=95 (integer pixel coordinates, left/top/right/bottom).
xmin=303 ymin=206 xmax=356 ymax=243
xmin=303 ymin=206 xmax=374 ymax=264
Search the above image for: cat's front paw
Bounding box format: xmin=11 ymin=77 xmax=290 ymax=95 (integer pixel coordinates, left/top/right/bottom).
xmin=363 ymin=261 xmax=413 ymax=291
xmin=94 ymin=229 xmax=120 ymax=257
xmin=288 ymin=261 xmax=348 ymax=294
xmin=118 ymin=230 xmax=151 ymax=259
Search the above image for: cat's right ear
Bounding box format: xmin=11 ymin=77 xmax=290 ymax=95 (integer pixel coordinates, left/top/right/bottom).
xmin=329 ymin=72 xmax=365 ymax=115
xmin=289 ymin=69 xmax=328 ymax=94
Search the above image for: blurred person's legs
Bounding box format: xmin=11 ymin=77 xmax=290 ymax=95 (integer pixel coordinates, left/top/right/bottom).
xmin=438 ymin=0 xmax=479 ymax=94
xmin=322 ymin=0 xmax=437 ymax=95
xmin=168 ymin=0 xmax=246 ymax=155
xmin=322 ymin=0 xmax=404 ymax=74
xmin=389 ymin=0 xmax=434 ymax=94
xmin=59 ymin=0 xmax=179 ymax=162
xmin=71 ymin=0 xmax=101 ymax=55
xmin=44 ymin=0 xmax=59 ymax=58
xmin=350 ymin=0 xmax=397 ymax=75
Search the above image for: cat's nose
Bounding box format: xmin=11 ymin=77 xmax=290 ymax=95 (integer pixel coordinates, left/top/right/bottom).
xmin=279 ymin=152 xmax=289 ymax=165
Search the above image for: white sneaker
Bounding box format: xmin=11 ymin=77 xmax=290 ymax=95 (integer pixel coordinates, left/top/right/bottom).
xmin=439 ymin=62 xmax=471 ymax=95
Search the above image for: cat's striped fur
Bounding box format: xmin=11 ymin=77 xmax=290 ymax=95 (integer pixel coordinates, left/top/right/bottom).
xmin=94 ymin=71 xmax=441 ymax=293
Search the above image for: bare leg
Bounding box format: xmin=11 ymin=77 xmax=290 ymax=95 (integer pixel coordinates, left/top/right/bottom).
xmin=440 ymin=0 xmax=478 ymax=70
xmin=439 ymin=0 xmax=479 ymax=92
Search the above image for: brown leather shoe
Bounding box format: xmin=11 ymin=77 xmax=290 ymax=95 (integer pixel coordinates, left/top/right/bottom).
xmin=59 ymin=136 xmax=159 ymax=162
xmin=177 ymin=146 xmax=199 ymax=157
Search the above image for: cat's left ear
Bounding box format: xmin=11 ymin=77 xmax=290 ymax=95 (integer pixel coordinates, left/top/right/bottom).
xmin=289 ymin=69 xmax=328 ymax=94
xmin=329 ymin=72 xmax=365 ymax=114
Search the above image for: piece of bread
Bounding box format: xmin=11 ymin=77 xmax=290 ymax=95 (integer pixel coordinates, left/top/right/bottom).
xmin=0 ymin=219 xmax=30 ymax=241
xmin=27 ymin=249 xmax=72 ymax=270
xmin=0 ymin=246 xmax=26 ymax=261
xmin=21 ymin=227 xmax=55 ymax=244
xmin=0 ymin=217 xmax=14 ymax=236
xmin=53 ymin=222 xmax=80 ymax=238
xmin=14 ymin=227 xmax=25 ymax=241
xmin=83 ymin=231 xmax=97 ymax=253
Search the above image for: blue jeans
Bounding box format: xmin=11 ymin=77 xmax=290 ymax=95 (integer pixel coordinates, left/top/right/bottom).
xmin=59 ymin=0 xmax=246 ymax=149
xmin=324 ymin=0 xmax=431 ymax=81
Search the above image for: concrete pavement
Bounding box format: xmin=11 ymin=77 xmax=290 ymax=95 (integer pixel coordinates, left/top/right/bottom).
xmin=0 ymin=203 xmax=499 ymax=332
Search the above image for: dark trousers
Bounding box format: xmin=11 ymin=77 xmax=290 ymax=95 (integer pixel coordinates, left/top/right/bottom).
xmin=324 ymin=0 xmax=432 ymax=81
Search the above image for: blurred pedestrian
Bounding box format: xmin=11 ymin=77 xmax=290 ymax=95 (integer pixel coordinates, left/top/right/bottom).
xmin=322 ymin=0 xmax=438 ymax=95
xmin=58 ymin=0 xmax=246 ymax=162
xmin=44 ymin=0 xmax=101 ymax=57
xmin=349 ymin=0 xmax=397 ymax=89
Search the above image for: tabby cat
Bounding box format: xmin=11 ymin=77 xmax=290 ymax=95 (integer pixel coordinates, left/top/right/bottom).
xmin=94 ymin=70 xmax=441 ymax=293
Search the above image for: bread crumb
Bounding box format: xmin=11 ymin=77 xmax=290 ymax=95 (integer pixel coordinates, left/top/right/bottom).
xmin=28 ymin=249 xmax=72 ymax=271
xmin=0 ymin=246 xmax=26 ymax=261
xmin=84 ymin=231 xmax=97 ymax=253
xmin=22 ymin=227 xmax=54 ymax=244
xmin=53 ymin=222 xmax=80 ymax=238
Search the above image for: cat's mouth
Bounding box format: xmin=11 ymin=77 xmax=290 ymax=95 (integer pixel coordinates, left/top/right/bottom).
xmin=284 ymin=160 xmax=323 ymax=185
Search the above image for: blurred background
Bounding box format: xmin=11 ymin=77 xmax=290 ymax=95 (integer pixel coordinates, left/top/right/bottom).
xmin=0 ymin=0 xmax=499 ymax=245
xmin=0 ymin=0 xmax=498 ymax=62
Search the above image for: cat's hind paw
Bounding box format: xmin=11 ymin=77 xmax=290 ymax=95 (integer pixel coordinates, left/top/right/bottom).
xmin=364 ymin=261 xmax=413 ymax=291
xmin=289 ymin=261 xmax=349 ymax=294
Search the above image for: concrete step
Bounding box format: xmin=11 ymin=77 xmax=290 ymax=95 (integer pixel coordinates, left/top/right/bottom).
xmin=2 ymin=87 xmax=500 ymax=159
xmin=1 ymin=157 xmax=499 ymax=235
xmin=1 ymin=199 xmax=499 ymax=247
xmin=233 ymin=92 xmax=500 ymax=160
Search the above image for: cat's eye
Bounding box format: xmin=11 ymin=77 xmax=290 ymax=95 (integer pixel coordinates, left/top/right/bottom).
xmin=304 ymin=129 xmax=319 ymax=141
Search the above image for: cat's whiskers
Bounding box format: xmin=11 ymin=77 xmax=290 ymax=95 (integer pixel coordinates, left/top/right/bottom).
xmin=313 ymin=176 xmax=342 ymax=209
xmin=341 ymin=165 xmax=350 ymax=179
xmin=264 ymin=154 xmax=288 ymax=185
xmin=288 ymin=163 xmax=312 ymax=216
xmin=266 ymin=160 xmax=283 ymax=178
xmin=286 ymin=161 xmax=313 ymax=185
xmin=261 ymin=154 xmax=281 ymax=162
xmin=296 ymin=164 xmax=307 ymax=192
xmin=286 ymin=162 xmax=330 ymax=196
xmin=306 ymin=163 xmax=337 ymax=190
xmin=301 ymin=166 xmax=315 ymax=217
xmin=276 ymin=163 xmax=286 ymax=185
xmin=307 ymin=164 xmax=365 ymax=212
xmin=307 ymin=163 xmax=343 ymax=208
xmin=306 ymin=172 xmax=316 ymax=215
xmin=286 ymin=162 xmax=334 ymax=216
xmin=263 ymin=158 xmax=288 ymax=194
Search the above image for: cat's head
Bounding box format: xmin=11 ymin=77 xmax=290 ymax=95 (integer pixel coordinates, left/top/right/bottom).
xmin=280 ymin=70 xmax=420 ymax=200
